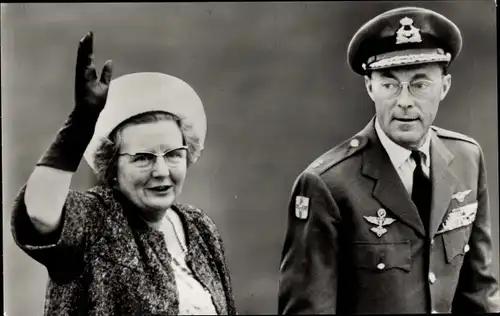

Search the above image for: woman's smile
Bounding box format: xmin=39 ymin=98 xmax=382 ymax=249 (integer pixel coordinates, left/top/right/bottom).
xmin=146 ymin=185 xmax=173 ymax=195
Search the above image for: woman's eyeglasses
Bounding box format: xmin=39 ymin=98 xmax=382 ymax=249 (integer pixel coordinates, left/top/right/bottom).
xmin=119 ymin=146 xmax=188 ymax=169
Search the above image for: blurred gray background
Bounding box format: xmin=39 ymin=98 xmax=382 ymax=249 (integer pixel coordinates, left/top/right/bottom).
xmin=2 ymin=1 xmax=497 ymax=315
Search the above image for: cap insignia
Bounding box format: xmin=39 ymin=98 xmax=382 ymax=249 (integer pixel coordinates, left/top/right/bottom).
xmin=396 ymin=17 xmax=422 ymax=44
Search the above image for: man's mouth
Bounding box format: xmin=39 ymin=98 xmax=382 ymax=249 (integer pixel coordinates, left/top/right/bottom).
xmin=394 ymin=117 xmax=419 ymax=122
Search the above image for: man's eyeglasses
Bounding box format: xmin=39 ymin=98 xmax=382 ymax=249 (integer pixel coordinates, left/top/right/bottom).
xmin=375 ymin=79 xmax=437 ymax=99
xmin=119 ymin=146 xmax=188 ymax=169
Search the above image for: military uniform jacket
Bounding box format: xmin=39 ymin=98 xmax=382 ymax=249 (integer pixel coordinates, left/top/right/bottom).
xmin=279 ymin=119 xmax=500 ymax=314
xmin=11 ymin=185 xmax=237 ymax=315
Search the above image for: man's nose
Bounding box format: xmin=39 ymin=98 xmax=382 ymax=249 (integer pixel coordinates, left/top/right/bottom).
xmin=396 ymin=83 xmax=415 ymax=109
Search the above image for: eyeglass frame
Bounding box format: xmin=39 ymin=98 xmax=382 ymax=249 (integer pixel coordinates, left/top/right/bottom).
xmin=118 ymin=145 xmax=189 ymax=169
xmin=372 ymin=77 xmax=440 ymax=99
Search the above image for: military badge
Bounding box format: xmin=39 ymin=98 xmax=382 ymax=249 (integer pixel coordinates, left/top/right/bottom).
xmin=396 ymin=17 xmax=422 ymax=44
xmin=295 ymin=196 xmax=310 ymax=220
xmin=451 ymin=189 xmax=472 ymax=203
xmin=437 ymin=202 xmax=478 ymax=234
xmin=363 ymin=208 xmax=396 ymax=237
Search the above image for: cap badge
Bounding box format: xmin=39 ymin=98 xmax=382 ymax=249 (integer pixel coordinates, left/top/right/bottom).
xmin=396 ymin=17 xmax=422 ymax=44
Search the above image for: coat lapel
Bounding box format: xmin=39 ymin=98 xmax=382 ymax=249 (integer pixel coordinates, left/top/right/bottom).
xmin=429 ymin=130 xmax=458 ymax=238
xmin=87 ymin=187 xmax=147 ymax=273
xmin=360 ymin=119 xmax=426 ymax=237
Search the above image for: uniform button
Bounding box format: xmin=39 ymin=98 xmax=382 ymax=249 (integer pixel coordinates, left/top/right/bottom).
xmin=464 ymin=244 xmax=470 ymax=253
xmin=350 ymin=138 xmax=360 ymax=148
xmin=377 ymin=263 xmax=385 ymax=270
xmin=429 ymin=272 xmax=436 ymax=284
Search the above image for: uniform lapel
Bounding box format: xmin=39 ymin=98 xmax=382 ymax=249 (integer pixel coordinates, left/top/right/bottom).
xmin=428 ymin=130 xmax=458 ymax=238
xmin=360 ymin=120 xmax=426 ymax=238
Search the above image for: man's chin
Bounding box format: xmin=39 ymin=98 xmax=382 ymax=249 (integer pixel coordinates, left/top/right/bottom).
xmin=390 ymin=131 xmax=424 ymax=149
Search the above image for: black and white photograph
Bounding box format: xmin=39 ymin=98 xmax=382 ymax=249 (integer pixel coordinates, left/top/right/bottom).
xmin=2 ymin=1 xmax=498 ymax=315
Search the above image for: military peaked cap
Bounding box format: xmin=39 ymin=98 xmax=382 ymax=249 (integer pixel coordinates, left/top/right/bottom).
xmin=347 ymin=6 xmax=462 ymax=75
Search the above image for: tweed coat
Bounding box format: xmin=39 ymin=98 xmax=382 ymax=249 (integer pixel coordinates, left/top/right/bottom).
xmin=279 ymin=119 xmax=500 ymax=314
xmin=11 ymin=184 xmax=237 ymax=316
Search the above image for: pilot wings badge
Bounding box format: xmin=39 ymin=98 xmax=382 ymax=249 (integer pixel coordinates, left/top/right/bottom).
xmin=363 ymin=208 xmax=396 ymax=237
xmin=451 ymin=189 xmax=472 ymax=203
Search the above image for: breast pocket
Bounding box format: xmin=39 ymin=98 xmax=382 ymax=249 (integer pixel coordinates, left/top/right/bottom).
xmin=352 ymin=240 xmax=412 ymax=272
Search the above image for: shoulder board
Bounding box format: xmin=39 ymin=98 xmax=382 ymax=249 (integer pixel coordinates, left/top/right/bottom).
xmin=306 ymin=135 xmax=368 ymax=175
xmin=431 ymin=126 xmax=479 ymax=146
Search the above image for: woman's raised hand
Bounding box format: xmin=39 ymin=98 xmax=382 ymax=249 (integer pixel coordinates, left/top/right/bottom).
xmin=74 ymin=31 xmax=113 ymax=114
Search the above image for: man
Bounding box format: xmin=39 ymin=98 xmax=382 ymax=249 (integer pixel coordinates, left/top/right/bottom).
xmin=279 ymin=6 xmax=499 ymax=314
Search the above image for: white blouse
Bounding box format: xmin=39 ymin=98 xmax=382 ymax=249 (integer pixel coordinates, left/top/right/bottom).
xmin=160 ymin=210 xmax=218 ymax=315
xmin=171 ymin=253 xmax=218 ymax=315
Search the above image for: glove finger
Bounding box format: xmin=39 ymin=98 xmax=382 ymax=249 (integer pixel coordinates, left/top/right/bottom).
xmin=84 ymin=65 xmax=98 ymax=82
xmin=100 ymin=60 xmax=113 ymax=85
xmin=76 ymin=31 xmax=95 ymax=83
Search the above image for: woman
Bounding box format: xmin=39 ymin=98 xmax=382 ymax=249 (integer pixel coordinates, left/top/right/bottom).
xmin=11 ymin=32 xmax=236 ymax=315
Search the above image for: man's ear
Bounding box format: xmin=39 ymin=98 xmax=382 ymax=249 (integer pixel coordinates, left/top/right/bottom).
xmin=440 ymin=74 xmax=452 ymax=101
xmin=365 ymin=75 xmax=375 ymax=101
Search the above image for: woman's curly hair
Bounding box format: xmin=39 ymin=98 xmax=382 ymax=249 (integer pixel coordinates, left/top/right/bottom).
xmin=93 ymin=111 xmax=202 ymax=186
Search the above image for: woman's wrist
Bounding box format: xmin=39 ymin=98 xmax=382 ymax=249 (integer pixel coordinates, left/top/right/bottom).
xmin=36 ymin=107 xmax=101 ymax=172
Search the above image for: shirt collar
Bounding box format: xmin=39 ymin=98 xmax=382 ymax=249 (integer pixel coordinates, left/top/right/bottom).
xmin=374 ymin=117 xmax=431 ymax=169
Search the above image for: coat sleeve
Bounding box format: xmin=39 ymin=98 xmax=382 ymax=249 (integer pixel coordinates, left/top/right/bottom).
xmin=11 ymin=184 xmax=100 ymax=279
xmin=278 ymin=170 xmax=342 ymax=314
xmin=452 ymin=147 xmax=500 ymax=313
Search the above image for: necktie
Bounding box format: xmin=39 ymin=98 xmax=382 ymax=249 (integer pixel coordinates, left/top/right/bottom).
xmin=411 ymin=150 xmax=431 ymax=233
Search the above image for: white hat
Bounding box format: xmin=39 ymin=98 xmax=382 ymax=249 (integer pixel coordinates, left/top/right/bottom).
xmin=83 ymin=72 xmax=206 ymax=172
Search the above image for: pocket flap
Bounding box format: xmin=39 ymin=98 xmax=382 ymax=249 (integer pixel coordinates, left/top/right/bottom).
xmin=442 ymin=227 xmax=469 ymax=264
xmin=352 ymin=240 xmax=411 ymax=272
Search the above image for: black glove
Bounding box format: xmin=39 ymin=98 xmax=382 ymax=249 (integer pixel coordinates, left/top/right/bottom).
xmin=37 ymin=32 xmax=113 ymax=172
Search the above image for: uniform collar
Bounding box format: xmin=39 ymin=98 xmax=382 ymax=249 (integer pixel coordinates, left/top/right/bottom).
xmin=375 ymin=117 xmax=431 ymax=169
